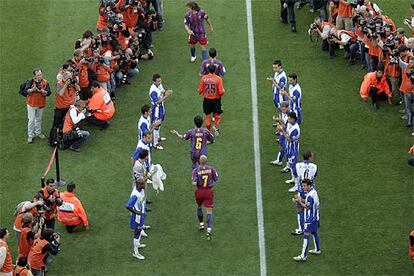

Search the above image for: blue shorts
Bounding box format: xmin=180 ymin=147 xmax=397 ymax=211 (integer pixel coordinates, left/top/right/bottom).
xmin=304 ymin=221 xmax=319 ymax=234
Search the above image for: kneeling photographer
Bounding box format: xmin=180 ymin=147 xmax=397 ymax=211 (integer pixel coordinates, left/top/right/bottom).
xmin=62 ymin=100 xmax=90 ymax=152
xmin=28 ymin=228 xmax=61 ymax=276
xmin=115 ymin=48 xmax=139 ymax=85
xmin=86 ymin=82 xmax=115 ymax=129
xmin=327 ymin=28 xmax=358 ymax=63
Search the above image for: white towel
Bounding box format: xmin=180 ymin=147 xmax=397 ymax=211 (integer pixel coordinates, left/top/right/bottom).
xmin=150 ymin=164 xmax=166 ymax=192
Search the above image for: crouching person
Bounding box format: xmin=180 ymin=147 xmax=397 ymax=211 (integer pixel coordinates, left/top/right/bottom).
xmin=57 ymin=182 xmax=89 ymax=233
xmin=86 ymin=82 xmax=115 ymax=130
xmin=27 ymin=229 xmax=60 ymax=276
xmin=360 ymin=64 xmax=392 ymax=109
xmin=62 ymin=100 xmax=90 ymax=152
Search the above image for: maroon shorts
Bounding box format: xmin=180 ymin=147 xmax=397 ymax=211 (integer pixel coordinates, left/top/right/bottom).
xmin=188 ymin=34 xmax=208 ymax=46
xmin=195 ymin=188 xmax=214 ymax=208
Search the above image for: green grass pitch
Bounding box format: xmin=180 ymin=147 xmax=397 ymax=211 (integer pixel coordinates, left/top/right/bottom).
xmin=0 ymin=0 xmax=413 ymax=275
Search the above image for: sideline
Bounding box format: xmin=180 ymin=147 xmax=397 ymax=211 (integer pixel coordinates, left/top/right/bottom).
xmin=245 ymin=0 xmax=267 ymax=275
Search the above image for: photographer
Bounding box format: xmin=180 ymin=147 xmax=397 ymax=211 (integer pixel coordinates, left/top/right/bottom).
xmin=363 ymin=18 xmax=385 ymax=72
xmin=22 ymin=69 xmax=51 ymax=144
xmin=92 ymin=55 xmax=111 ymax=90
xmin=115 ymin=48 xmax=139 ymax=85
xmin=49 ymin=61 xmax=80 ymax=146
xmin=18 ymin=213 xmax=43 ymax=259
xmin=72 ymin=50 xmax=92 ymax=100
xmin=327 ymin=28 xmax=358 ymax=61
xmin=36 ymin=179 xmax=62 ymax=230
xmin=0 ymin=228 xmax=13 ymax=276
xmin=336 ymin=0 xmax=354 ymax=31
xmin=383 ymin=35 xmax=402 ymax=104
xmin=119 ymin=0 xmax=142 ymax=29
xmin=86 ymin=82 xmax=115 ymax=129
xmin=57 ymin=182 xmax=89 ymax=233
xmin=398 ymin=55 xmax=414 ymax=129
xmin=27 ymin=229 xmax=60 ymax=276
xmin=309 ymin=17 xmax=335 ymax=51
xmin=62 ymin=100 xmax=90 ymax=152
xmin=359 ymin=64 xmax=391 ymax=109
xmin=13 ymin=256 xmax=33 ymax=276
xmin=13 ymin=196 xmax=44 ymax=246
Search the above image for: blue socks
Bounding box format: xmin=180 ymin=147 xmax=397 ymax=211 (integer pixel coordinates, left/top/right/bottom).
xmin=302 ymin=235 xmax=310 ymax=257
xmin=197 ymin=207 xmax=203 ymax=222
xmin=207 ymin=213 xmax=213 ymax=229
xmin=190 ymin=48 xmax=196 ymax=57
xmin=313 ymin=232 xmax=320 ymax=251
xmin=201 ymin=49 xmax=208 ymax=61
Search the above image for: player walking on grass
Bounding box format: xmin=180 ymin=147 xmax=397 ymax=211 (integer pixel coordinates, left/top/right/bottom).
xmin=170 ymin=115 xmax=215 ymax=169
xmin=184 ymin=1 xmax=213 ymax=63
xmin=293 ymin=179 xmax=321 ymax=262
xmin=192 ymin=155 xmax=219 ymax=241
xmin=198 ymin=64 xmax=225 ymax=136
xmin=126 ymin=149 xmax=150 ymax=260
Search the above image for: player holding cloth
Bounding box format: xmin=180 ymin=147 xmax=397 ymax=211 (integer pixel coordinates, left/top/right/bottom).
xmin=198 ymin=64 xmax=225 ymax=136
xmin=192 ymin=155 xmax=219 ymax=241
xmin=170 ymin=115 xmax=215 ymax=169
xmin=184 ymin=1 xmax=213 ymax=63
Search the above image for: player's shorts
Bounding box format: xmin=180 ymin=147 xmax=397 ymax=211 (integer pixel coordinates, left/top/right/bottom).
xmin=304 ymin=221 xmax=319 ymax=234
xmin=188 ymin=34 xmax=208 ymax=46
xmin=203 ymin=98 xmax=223 ymax=115
xmin=195 ymin=188 xmax=214 ymax=208
xmin=190 ymin=151 xmax=202 ymax=166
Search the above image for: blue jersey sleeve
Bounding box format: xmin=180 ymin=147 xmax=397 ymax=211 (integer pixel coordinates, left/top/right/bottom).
xmin=279 ymin=76 xmax=286 ymax=90
xmin=140 ymin=123 xmax=149 ymax=135
xmin=150 ymin=91 xmax=159 ymax=104
xmin=289 ymin=129 xmax=299 ymax=142
xmin=126 ymin=195 xmax=137 ymax=209
xmin=306 ymin=195 xmax=314 ymax=208
xmin=132 ymin=147 xmax=142 ymax=160
xmin=292 ymin=90 xmax=300 ymax=107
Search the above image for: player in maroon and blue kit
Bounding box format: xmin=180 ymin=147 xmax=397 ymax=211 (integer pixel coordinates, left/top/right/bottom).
xmin=170 ymin=115 xmax=214 ymax=169
xmin=184 ymin=2 xmax=213 ymax=63
xmin=199 ymin=48 xmax=226 ymax=76
xmin=192 ymin=155 xmax=219 ymax=240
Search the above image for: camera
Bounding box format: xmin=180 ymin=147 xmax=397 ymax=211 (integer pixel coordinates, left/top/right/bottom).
xmin=128 ymin=0 xmax=139 ymax=6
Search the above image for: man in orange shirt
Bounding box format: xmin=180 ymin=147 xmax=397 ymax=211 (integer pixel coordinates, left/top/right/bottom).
xmin=0 ymin=228 xmax=13 ymax=276
xmin=336 ymin=0 xmax=353 ymax=31
xmin=18 ymin=213 xmax=42 ymax=259
xmin=62 ymin=100 xmax=90 ymax=152
xmin=197 ymin=64 xmax=225 ymax=136
xmin=57 ymin=182 xmax=89 ymax=233
xmin=86 ymin=82 xmax=115 ymax=129
xmin=28 ymin=229 xmax=60 ymax=276
xmin=22 ymin=69 xmax=51 ymax=144
xmin=360 ymin=64 xmax=391 ymax=109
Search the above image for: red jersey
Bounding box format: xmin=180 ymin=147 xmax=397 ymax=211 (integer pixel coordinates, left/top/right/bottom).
xmin=197 ymin=73 xmax=225 ymax=100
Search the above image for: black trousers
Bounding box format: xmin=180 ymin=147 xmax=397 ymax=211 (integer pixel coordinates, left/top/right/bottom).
xmin=280 ymin=1 xmax=296 ymax=26
xmin=369 ymin=87 xmax=388 ymax=104
xmin=49 ymin=107 xmax=69 ymax=145
xmin=86 ymin=115 xmax=108 ymax=128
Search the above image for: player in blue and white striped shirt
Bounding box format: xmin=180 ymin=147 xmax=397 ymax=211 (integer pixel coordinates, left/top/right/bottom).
xmin=281 ymin=73 xmax=302 ymax=125
xmin=137 ymin=104 xmax=161 ymax=146
xmin=277 ymin=112 xmax=300 ymax=185
xmin=291 ymin=151 xmax=318 ymax=235
xmin=293 ymin=179 xmax=321 ymax=262
xmin=267 ymin=59 xmax=287 ymax=111
xmin=270 ymin=101 xmax=290 ymax=166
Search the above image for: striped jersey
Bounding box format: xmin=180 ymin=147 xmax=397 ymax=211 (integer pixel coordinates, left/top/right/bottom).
xmin=273 ymin=69 xmax=287 ymax=107
xmin=183 ymin=128 xmax=214 ymax=155
xmin=305 ymin=187 xmax=320 ymax=223
xmin=184 ymin=9 xmax=208 ymax=37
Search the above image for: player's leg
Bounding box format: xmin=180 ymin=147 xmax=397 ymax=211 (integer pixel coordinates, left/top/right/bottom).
xmin=200 ymin=38 xmax=208 ymax=61
xmin=292 ymin=201 xmax=304 ymax=235
xmin=132 ymin=217 xmax=145 ymax=260
xmin=203 ymin=99 xmax=212 ymax=131
xmin=309 ymin=222 xmax=321 ymax=254
xmin=271 ymin=138 xmax=285 ymax=165
xmin=293 ymin=224 xmax=310 ymax=261
xmin=206 ymin=207 xmax=213 ymax=238
xmin=287 ymin=155 xmax=298 ymax=190
xmin=212 ymin=99 xmax=223 ymax=136
xmin=195 ymin=190 xmax=205 ymax=230
xmin=188 ymin=35 xmax=197 ymax=63
xmin=205 ymin=189 xmax=214 ymax=240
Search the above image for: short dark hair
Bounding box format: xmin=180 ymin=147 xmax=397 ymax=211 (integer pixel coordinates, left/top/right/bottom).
xmin=303 ymin=151 xmax=313 ymax=160
xmin=41 ymin=228 xmax=54 ymax=241
xmin=46 ymin=178 xmax=55 ymax=185
xmin=288 ymin=111 xmax=297 ymax=121
xmin=67 ymin=182 xmax=76 ymax=192
xmin=377 ymin=63 xmax=385 ymax=72
xmin=186 ymin=1 xmax=200 ymax=11
xmin=273 ymin=60 xmax=282 ymax=66
xmin=0 ymin=228 xmax=7 ymax=239
xmin=208 ymin=64 xmax=216 ymax=73
xmin=141 ymin=104 xmax=151 ymax=115
xmin=62 ymin=61 xmax=73 ymax=70
xmin=194 ymin=115 xmax=203 ymax=128
xmin=143 ymin=131 xmax=152 ymax=137
xmin=33 ymin=68 xmax=42 ymax=75
xmin=209 ymin=48 xmax=217 ymax=58
xmin=301 ymin=179 xmax=312 ymax=186
xmin=288 ymin=73 xmax=297 ymax=80
xmin=17 ymin=256 xmax=28 ymax=267
xmin=82 ymin=30 xmax=93 ymax=39
xmin=152 ymin=73 xmax=161 ymax=82
xmin=92 ymin=81 xmax=101 ymax=88
xmin=138 ymin=149 xmax=149 ymax=160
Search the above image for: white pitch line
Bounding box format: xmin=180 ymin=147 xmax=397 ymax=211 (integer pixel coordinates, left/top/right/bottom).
xmin=245 ymin=0 xmax=267 ymax=275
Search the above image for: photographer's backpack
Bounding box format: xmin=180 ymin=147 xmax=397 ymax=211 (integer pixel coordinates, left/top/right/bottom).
xmin=18 ymin=79 xmax=33 ymax=97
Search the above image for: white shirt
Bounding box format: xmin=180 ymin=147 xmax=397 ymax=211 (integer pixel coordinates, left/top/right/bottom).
xmin=69 ymin=105 xmax=85 ymax=124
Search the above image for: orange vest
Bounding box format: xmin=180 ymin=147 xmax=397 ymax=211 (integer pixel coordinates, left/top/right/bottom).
xmin=123 ymin=7 xmax=139 ymax=28
xmin=18 ymin=227 xmax=34 ymax=258
xmin=63 ymin=106 xmax=80 ymax=133
xmin=96 ymin=6 xmax=108 ymax=30
xmin=72 ymin=59 xmax=89 ymax=88
xmin=28 ymin=238 xmax=48 ymax=270
xmin=384 ymin=56 xmax=400 ymax=78
xmin=360 ymin=72 xmax=391 ymax=99
xmin=14 ymin=208 xmax=38 ymax=233
xmin=55 ymin=81 xmax=76 ymax=109
xmin=400 ymin=66 xmax=414 ymax=94
xmin=94 ymin=64 xmax=110 ymax=83
xmin=57 ymin=192 xmax=89 ymax=227
xmin=87 ymin=88 xmax=115 ymax=121
xmin=26 ymin=79 xmax=48 ymax=108
xmin=338 ymin=30 xmax=357 ymax=42
xmin=409 ymin=230 xmax=414 ymax=260
xmin=13 ymin=266 xmax=31 ymax=276
xmin=337 ymin=2 xmax=353 ymax=18
xmin=39 ymin=187 xmax=60 ymax=220
xmin=0 ymin=240 xmax=13 ymax=273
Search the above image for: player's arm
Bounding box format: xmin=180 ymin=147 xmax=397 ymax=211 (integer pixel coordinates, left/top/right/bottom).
xmin=280 ymin=89 xmax=291 ymax=100
xmin=218 ymin=78 xmax=225 ymax=95
xmin=184 ymin=17 xmax=194 ymax=35
xmin=205 ymin=14 xmax=213 ymax=32
xmin=125 ymin=196 xmax=141 ymax=215
xmin=197 ymin=77 xmax=205 ymax=95
xmin=170 ymin=129 xmax=183 ymax=139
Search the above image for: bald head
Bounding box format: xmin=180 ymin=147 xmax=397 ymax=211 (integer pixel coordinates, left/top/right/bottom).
xmin=199 ymin=155 xmax=208 ymax=165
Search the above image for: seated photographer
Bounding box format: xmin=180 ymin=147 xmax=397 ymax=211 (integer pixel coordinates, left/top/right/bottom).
xmin=27 ymin=229 xmax=60 ymax=276
xmin=92 ymin=56 xmax=111 ymax=91
xmin=86 ymin=82 xmax=115 ymax=130
xmin=359 ymin=64 xmax=391 ymax=109
xmin=14 ymin=256 xmax=33 ymax=276
xmin=36 ymin=179 xmax=63 ymax=230
xmin=57 ymin=182 xmax=89 ymax=233
xmin=309 ymin=17 xmax=335 ymax=51
xmin=18 ymin=213 xmax=43 ymax=259
xmin=115 ymin=48 xmax=139 ymax=85
xmin=62 ymin=100 xmax=90 ymax=152
xmin=327 ymin=28 xmax=358 ymax=62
